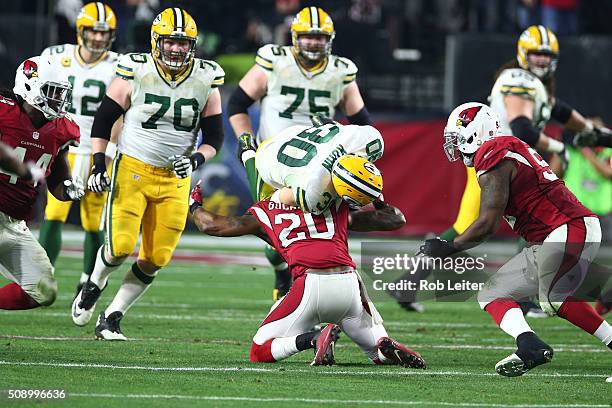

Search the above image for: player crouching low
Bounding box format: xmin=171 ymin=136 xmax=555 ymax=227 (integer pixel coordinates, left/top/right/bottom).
xmin=189 ymin=181 xmax=425 ymax=368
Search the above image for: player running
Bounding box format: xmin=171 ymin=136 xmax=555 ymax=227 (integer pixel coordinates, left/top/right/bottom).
xmin=0 ymin=56 xmax=84 ymax=310
xmin=420 ymin=102 xmax=612 ymax=377
xmin=189 ymin=183 xmax=425 ymax=368
xmin=39 ymin=2 xmax=121 ymax=294
xmin=71 ymin=8 xmax=225 ymax=340
xmin=228 ymin=6 xmax=372 ymax=300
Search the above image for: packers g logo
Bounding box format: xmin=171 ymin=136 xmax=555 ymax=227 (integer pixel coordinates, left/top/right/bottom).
xmin=153 ymin=14 xmax=162 ymax=25
xmin=23 ymin=60 xmax=39 ymax=79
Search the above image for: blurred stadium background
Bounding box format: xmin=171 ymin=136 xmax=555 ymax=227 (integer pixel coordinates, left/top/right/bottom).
xmin=0 ymin=0 xmax=610 ymax=243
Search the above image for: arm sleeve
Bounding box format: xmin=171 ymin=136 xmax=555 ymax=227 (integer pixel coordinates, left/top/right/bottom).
xmin=227 ymin=86 xmax=255 ymax=117
xmin=200 ymin=113 xmax=224 ymax=151
xmin=91 ymin=96 xmax=125 ymax=141
xmin=509 ymin=115 xmax=540 ymax=147
xmin=550 ymin=98 xmax=573 ymax=124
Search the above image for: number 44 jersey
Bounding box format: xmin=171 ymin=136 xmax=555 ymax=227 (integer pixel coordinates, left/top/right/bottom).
xmin=41 ymin=44 xmax=118 ymax=154
xmin=255 ymin=123 xmax=384 ymax=214
xmin=255 ymin=44 xmax=358 ymax=143
xmin=115 ymin=53 xmax=224 ymax=167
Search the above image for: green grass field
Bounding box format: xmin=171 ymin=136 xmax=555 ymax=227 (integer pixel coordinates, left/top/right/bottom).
xmin=0 ymin=235 xmax=610 ymax=407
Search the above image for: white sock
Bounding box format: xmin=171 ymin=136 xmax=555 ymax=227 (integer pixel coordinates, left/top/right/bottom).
xmin=90 ymin=246 xmax=121 ymax=288
xmin=499 ymin=308 xmax=534 ymax=339
xmin=270 ymin=336 xmax=300 ymax=361
xmin=593 ymin=321 xmax=612 ymax=345
xmin=79 ymin=272 xmax=89 ymax=285
xmin=105 ymin=264 xmax=155 ymax=316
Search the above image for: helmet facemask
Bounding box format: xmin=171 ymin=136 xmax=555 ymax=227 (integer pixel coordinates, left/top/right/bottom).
xmin=32 ymin=81 xmax=72 ymax=120
xmin=526 ymin=51 xmax=558 ymax=80
xmin=79 ymin=26 xmax=115 ymax=54
xmin=155 ymin=35 xmax=196 ymax=71
xmin=293 ymin=32 xmax=334 ymax=62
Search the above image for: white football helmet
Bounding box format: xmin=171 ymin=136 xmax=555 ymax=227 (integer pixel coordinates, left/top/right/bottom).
xmin=443 ymin=102 xmax=500 ymax=167
xmin=13 ymin=56 xmax=72 ymax=120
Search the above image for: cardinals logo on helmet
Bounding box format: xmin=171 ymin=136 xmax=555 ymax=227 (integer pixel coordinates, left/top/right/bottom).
xmin=23 ymin=60 xmax=39 ymax=79
xmin=456 ymin=106 xmax=482 ymax=128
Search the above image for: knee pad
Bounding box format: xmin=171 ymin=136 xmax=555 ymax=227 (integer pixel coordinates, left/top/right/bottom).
xmin=110 ymin=233 xmax=137 ymax=258
xmin=23 ymin=270 xmax=57 ymax=306
xmin=147 ymin=249 xmax=172 ymax=268
xmin=264 ymin=245 xmax=287 ymax=269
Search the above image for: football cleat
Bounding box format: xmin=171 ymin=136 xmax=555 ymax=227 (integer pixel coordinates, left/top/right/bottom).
xmin=377 ymin=337 xmax=426 ymax=369
xmin=311 ymin=324 xmax=341 ymax=366
xmin=595 ymin=300 xmax=611 ymax=316
xmin=95 ymin=311 xmax=127 ymax=341
xmin=495 ymin=334 xmax=553 ymax=377
xmin=398 ymin=302 xmax=425 ymax=313
xmin=71 ymin=280 xmax=104 ymax=326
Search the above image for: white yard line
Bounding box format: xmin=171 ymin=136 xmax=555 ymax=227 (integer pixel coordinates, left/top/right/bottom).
xmin=61 ymin=393 xmax=610 ymax=408
xmin=0 ymin=360 xmax=608 ymax=379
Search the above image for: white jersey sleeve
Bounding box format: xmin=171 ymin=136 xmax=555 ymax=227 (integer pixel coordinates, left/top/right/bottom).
xmin=489 ymin=68 xmax=551 ymax=134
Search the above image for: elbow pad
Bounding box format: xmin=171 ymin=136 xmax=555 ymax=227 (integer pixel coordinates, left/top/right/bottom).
xmin=91 ymin=96 xmax=125 ymax=141
xmin=550 ymin=98 xmax=573 ymax=124
xmin=347 ymin=106 xmax=372 ymax=126
xmin=227 ymin=86 xmax=255 ymax=117
xmin=200 ymin=114 xmax=224 ymax=151
xmin=509 ymin=116 xmax=540 ymax=147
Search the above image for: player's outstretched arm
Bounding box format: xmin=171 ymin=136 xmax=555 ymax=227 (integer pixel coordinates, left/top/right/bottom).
xmin=453 ymin=160 xmax=514 ymax=251
xmin=348 ymin=201 xmax=406 ymax=232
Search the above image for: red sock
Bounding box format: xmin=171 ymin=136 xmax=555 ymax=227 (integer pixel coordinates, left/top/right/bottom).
xmin=0 ymin=283 xmax=40 ymax=310
xmin=558 ymin=297 xmax=603 ymax=334
xmin=249 ymin=340 xmax=276 ymax=363
xmin=485 ymin=298 xmax=521 ymax=325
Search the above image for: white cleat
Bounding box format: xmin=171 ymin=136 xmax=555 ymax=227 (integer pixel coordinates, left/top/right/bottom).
xmin=495 ymin=349 xmax=553 ymax=377
xmin=95 ymin=311 xmax=127 ymax=341
xmin=71 ymin=281 xmax=103 ymax=326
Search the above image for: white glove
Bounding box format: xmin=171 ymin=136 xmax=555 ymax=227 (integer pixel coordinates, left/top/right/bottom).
xmin=169 ymin=154 xmax=192 ymax=179
xmin=65 ymin=176 xmax=85 ymax=200
xmin=87 ymin=170 xmax=111 ymax=193
xmin=25 ymin=162 xmax=45 ymax=184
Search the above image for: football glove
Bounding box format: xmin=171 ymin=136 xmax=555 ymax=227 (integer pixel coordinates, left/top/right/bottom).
xmin=24 ymin=162 xmax=45 ymax=184
xmin=574 ymin=126 xmax=612 ymax=147
xmin=169 ymin=152 xmax=206 ymax=179
xmin=311 ymin=115 xmax=335 ymax=127
xmin=88 ymin=152 xmax=111 ymax=193
xmin=237 ymin=132 xmax=256 ymax=164
xmin=64 ymin=176 xmax=85 ymax=201
xmin=189 ymin=180 xmax=203 ymax=215
xmin=418 ymin=238 xmax=458 ymax=258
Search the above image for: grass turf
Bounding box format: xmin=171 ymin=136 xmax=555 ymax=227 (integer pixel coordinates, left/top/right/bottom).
xmin=0 ymin=251 xmax=609 ymax=408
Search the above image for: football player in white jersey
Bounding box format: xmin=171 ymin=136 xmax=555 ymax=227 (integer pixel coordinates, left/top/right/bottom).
xmin=228 ymin=7 xmax=372 ymax=299
xmin=256 ymin=122 xmax=384 ymax=214
xmin=38 ymin=2 xmax=121 ymax=294
xmin=71 ymin=8 xmax=225 ymax=340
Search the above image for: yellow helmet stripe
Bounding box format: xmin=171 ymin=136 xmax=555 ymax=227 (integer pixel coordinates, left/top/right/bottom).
xmin=538 ymin=25 xmax=548 ymax=46
xmin=95 ymin=2 xmax=105 ymax=22
xmin=310 ymin=6 xmax=319 ymax=28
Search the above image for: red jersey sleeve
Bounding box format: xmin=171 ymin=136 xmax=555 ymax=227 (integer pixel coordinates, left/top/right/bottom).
xmin=473 ymin=137 xmax=513 ymax=176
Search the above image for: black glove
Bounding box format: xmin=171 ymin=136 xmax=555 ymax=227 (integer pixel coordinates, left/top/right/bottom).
xmin=237 ymin=132 xmax=256 ymax=164
xmin=419 ymin=238 xmax=459 ymax=258
xmin=574 ymin=126 xmax=612 ymax=148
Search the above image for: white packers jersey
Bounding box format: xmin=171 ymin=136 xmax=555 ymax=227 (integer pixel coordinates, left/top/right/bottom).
xmin=116 ymin=53 xmax=224 ymax=167
xmin=489 ymin=68 xmax=552 ymax=135
xmin=255 ymin=44 xmax=358 ymax=143
xmin=255 ymin=123 xmax=384 ymax=214
xmin=41 ymin=44 xmax=119 ymax=154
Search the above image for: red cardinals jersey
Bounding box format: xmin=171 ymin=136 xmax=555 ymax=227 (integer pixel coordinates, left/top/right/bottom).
xmin=248 ymin=200 xmax=356 ymax=279
xmin=0 ymin=96 xmax=80 ymax=220
xmin=474 ymin=136 xmax=594 ymax=243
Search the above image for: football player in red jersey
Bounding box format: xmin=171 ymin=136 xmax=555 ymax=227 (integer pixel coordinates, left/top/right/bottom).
xmin=189 ymin=182 xmax=426 ymax=368
xmin=420 ymin=102 xmax=612 ymax=377
xmin=0 ymin=56 xmax=84 ymax=310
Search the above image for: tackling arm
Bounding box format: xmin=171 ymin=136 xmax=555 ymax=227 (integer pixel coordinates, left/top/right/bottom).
xmin=453 ymin=160 xmax=514 ymax=251
xmin=348 ymin=202 xmax=406 ymax=232
xmin=192 ymin=208 xmax=264 ymax=237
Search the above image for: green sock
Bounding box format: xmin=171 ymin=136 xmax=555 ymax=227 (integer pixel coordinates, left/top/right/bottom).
xmin=38 ymin=220 xmax=64 ymax=265
xmin=84 ymin=230 xmax=104 ymax=276
xmin=243 ymin=156 xmax=259 ymax=202
xmin=439 ymin=227 xmax=459 ymax=241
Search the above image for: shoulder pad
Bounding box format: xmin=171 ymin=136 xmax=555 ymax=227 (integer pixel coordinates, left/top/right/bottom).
xmin=255 ymin=44 xmax=287 ymax=71
xmin=116 ymin=53 xmax=148 ymax=79
xmin=333 ymin=56 xmax=358 ymax=84
xmin=497 ymin=69 xmax=540 ymax=99
xmin=196 ymin=59 xmax=225 ymax=88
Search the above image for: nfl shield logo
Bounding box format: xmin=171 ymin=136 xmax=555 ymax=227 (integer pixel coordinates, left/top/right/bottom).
xmin=32 ymin=131 xmax=39 ymax=140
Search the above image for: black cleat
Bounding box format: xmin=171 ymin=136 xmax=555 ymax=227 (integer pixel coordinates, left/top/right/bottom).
xmin=495 ymin=332 xmax=553 ymax=377
xmin=71 ymin=280 xmax=104 ymax=326
xmin=377 ymin=337 xmax=426 ymax=369
xmin=95 ymin=311 xmax=127 ymax=341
